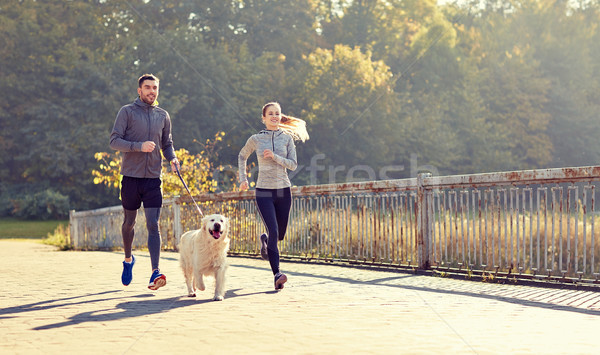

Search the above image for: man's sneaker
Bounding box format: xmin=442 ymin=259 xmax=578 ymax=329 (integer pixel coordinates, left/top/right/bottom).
xmin=121 ymin=255 xmax=135 ymax=286
xmin=274 ymin=272 xmax=287 ymax=290
xmin=260 ymin=233 xmax=269 ymax=260
xmin=148 ymin=269 xmax=167 ymax=290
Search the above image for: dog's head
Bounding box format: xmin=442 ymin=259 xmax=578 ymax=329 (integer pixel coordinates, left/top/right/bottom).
xmin=202 ymin=214 xmax=229 ymax=241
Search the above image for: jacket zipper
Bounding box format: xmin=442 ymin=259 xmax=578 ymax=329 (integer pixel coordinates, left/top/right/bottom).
xmin=146 ymin=107 xmax=152 ymax=177
xmin=271 ymin=131 xmax=275 ymax=152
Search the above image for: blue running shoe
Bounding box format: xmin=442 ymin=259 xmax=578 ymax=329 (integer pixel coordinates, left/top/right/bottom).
xmin=260 ymin=233 xmax=269 ymax=260
xmin=148 ymin=269 xmax=167 ymax=290
xmin=121 ymin=255 xmax=135 ymax=286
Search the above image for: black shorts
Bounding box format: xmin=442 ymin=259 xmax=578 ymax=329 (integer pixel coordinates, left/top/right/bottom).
xmin=121 ymin=176 xmax=163 ymax=210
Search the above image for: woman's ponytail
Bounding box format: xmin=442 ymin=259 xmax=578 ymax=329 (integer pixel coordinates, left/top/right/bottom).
xmin=280 ymin=114 xmax=309 ymax=142
xmin=262 ymin=102 xmax=309 ymax=142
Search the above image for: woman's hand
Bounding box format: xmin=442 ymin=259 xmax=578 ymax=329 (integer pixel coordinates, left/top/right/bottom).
xmin=240 ymin=181 xmax=249 ymax=191
xmin=263 ymin=149 xmax=274 ymax=159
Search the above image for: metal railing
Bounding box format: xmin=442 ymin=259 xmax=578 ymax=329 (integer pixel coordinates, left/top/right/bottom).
xmin=70 ymin=165 xmax=600 ymax=285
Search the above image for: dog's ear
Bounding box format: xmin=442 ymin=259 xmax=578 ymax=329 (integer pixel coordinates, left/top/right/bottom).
xmin=223 ymin=216 xmax=229 ymax=230
xmin=201 ymin=215 xmax=210 ymax=230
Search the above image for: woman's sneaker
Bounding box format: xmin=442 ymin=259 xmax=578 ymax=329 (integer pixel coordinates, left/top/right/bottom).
xmin=121 ymin=255 xmax=135 ymax=286
xmin=274 ymin=272 xmax=287 ymax=290
xmin=260 ymin=234 xmax=269 ymax=260
xmin=148 ymin=269 xmax=167 ymax=290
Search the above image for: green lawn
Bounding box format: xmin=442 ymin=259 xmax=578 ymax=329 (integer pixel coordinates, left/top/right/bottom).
xmin=0 ymin=218 xmax=68 ymax=239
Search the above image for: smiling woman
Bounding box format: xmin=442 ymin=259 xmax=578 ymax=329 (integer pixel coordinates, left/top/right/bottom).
xmin=237 ymin=102 xmax=310 ymax=290
xmin=0 ymin=218 xmax=68 ymax=239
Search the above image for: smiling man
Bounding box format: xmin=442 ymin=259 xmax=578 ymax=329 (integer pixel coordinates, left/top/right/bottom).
xmin=109 ymin=74 xmax=180 ymax=291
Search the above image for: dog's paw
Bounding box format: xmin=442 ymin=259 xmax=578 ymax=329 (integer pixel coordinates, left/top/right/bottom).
xmin=213 ymin=295 xmax=224 ymax=301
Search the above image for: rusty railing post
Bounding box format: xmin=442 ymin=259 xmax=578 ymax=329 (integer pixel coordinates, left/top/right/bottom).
xmin=417 ymin=172 xmax=432 ymax=269
xmin=69 ymin=209 xmax=77 ymax=249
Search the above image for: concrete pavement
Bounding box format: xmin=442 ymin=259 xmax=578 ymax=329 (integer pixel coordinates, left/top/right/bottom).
xmin=1 ymin=239 xmax=600 ymax=355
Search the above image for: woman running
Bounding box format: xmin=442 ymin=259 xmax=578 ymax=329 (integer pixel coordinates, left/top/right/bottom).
xmin=238 ymin=102 xmax=309 ymax=290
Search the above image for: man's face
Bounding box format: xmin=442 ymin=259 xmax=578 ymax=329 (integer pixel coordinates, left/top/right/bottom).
xmin=138 ymin=79 xmax=159 ymax=105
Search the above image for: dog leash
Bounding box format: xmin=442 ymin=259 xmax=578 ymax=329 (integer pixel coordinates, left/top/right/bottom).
xmin=174 ymin=165 xmax=204 ymax=217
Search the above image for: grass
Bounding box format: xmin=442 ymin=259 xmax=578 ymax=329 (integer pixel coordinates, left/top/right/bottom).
xmin=0 ymin=218 xmax=69 ymax=239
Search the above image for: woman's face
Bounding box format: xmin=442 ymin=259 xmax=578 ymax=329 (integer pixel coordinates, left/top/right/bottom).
xmin=262 ymin=104 xmax=281 ymax=130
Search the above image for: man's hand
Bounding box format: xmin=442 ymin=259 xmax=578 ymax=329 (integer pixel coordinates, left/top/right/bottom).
xmin=141 ymin=141 xmax=156 ymax=152
xmin=240 ymin=181 xmax=249 ymax=191
xmin=170 ymin=158 xmax=180 ymax=173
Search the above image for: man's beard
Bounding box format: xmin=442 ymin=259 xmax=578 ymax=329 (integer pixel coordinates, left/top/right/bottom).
xmin=142 ymin=95 xmax=155 ymax=104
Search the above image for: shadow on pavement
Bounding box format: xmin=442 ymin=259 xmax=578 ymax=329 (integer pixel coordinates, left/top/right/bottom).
xmin=0 ymin=290 xmax=126 ymax=319
xmin=32 ymin=296 xmax=201 ymax=330
xmin=231 ymin=262 xmax=600 ymax=317
xmin=29 ymin=287 xmax=275 ymax=330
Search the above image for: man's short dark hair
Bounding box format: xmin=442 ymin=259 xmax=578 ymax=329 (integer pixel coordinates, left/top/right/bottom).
xmin=138 ymin=74 xmax=159 ymax=88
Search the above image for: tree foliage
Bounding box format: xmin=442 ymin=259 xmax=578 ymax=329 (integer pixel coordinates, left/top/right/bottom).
xmin=92 ymin=132 xmax=234 ymax=199
xmin=2 ymin=0 xmax=600 ymax=217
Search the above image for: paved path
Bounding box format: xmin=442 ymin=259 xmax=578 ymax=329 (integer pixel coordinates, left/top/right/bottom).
xmin=2 ymin=240 xmax=600 ymax=355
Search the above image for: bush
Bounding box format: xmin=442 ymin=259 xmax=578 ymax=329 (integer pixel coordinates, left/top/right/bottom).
xmin=11 ymin=189 xmax=70 ymax=220
xmin=43 ymin=223 xmax=72 ymax=250
xmin=0 ymin=182 xmax=13 ymax=217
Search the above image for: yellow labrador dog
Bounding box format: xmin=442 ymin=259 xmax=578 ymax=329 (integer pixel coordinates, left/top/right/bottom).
xmin=179 ymin=214 xmax=230 ymax=301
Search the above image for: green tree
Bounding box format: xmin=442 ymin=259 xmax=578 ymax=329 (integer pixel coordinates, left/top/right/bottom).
xmin=0 ymin=0 xmax=121 ymax=211
xmin=525 ymin=0 xmax=600 ymax=167
xmin=287 ymin=44 xmax=402 ymax=183
xmin=235 ymin=0 xmax=320 ymax=63
xmin=93 ymin=132 xmax=232 ymax=198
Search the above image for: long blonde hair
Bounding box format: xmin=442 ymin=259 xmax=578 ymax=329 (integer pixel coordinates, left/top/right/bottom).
xmin=262 ymin=102 xmax=309 ymax=142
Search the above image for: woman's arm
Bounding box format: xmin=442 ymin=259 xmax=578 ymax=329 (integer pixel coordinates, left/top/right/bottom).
xmin=238 ymin=136 xmax=256 ymax=185
xmin=271 ymin=136 xmax=297 ymax=171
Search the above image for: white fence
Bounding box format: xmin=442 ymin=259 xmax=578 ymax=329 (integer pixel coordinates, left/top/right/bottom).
xmin=70 ymin=165 xmax=600 ymax=286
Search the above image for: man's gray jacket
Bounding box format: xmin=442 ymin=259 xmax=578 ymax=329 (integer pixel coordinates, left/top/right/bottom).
xmin=110 ymin=98 xmax=176 ymax=178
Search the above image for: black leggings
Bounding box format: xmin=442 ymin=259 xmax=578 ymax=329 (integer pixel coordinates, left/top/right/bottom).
xmin=122 ymin=207 xmax=162 ymax=270
xmin=255 ymin=188 xmax=292 ymax=275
